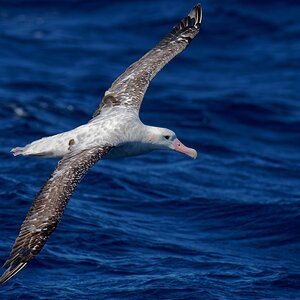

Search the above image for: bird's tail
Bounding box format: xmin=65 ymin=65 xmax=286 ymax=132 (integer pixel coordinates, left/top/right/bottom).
xmin=10 ymin=132 xmax=69 ymax=158
xmin=11 ymin=147 xmax=25 ymax=156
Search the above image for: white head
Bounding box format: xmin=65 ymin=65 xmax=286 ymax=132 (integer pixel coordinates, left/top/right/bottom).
xmin=146 ymin=126 xmax=197 ymax=159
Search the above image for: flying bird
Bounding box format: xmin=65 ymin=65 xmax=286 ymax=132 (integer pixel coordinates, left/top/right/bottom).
xmin=0 ymin=3 xmax=202 ymax=284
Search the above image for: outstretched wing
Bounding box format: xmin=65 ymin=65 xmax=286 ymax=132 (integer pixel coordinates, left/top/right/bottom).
xmin=0 ymin=145 xmax=113 ymax=285
xmin=92 ymin=4 xmax=202 ymax=118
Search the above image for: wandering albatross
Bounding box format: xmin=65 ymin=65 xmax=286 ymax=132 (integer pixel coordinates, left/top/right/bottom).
xmin=0 ymin=4 xmax=202 ymax=284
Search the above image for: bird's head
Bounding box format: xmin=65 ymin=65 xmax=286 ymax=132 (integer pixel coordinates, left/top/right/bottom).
xmin=147 ymin=127 xmax=197 ymax=159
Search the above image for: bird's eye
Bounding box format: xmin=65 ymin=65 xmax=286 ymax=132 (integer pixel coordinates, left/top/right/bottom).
xmin=164 ymin=135 xmax=170 ymax=140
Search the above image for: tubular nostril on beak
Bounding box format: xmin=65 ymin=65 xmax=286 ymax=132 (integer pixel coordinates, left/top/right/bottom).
xmin=173 ymin=138 xmax=197 ymax=159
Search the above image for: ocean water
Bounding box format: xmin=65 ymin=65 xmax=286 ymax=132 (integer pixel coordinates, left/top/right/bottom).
xmin=0 ymin=0 xmax=299 ymax=299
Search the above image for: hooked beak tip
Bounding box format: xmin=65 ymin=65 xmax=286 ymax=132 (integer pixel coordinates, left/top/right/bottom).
xmin=173 ymin=139 xmax=198 ymax=159
xmin=190 ymin=149 xmax=198 ymax=159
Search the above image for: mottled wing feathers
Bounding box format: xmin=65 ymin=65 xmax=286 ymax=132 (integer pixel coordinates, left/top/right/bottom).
xmin=0 ymin=145 xmax=112 ymax=285
xmin=92 ymin=3 xmax=202 ymax=118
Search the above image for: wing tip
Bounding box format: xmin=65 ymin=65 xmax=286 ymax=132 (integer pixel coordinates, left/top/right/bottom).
xmin=0 ymin=262 xmax=27 ymax=285
xmin=1 ymin=248 xmax=32 ymax=285
xmin=172 ymin=3 xmax=203 ymax=35
xmin=189 ymin=3 xmax=203 ymax=28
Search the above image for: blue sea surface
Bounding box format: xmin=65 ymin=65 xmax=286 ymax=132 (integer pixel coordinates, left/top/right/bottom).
xmin=0 ymin=0 xmax=300 ymax=299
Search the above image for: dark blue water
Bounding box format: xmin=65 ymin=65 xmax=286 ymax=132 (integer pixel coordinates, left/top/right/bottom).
xmin=0 ymin=0 xmax=299 ymax=299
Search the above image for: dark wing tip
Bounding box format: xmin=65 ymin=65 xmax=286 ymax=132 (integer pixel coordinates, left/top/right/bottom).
xmin=172 ymin=3 xmax=203 ymax=34
xmin=0 ymin=262 xmax=27 ymax=285
xmin=189 ymin=3 xmax=203 ymax=28
xmin=1 ymin=248 xmax=32 ymax=285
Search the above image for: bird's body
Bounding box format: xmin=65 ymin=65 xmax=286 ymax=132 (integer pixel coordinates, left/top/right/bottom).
xmin=12 ymin=107 xmax=184 ymax=159
xmin=13 ymin=107 xmax=146 ymax=159
xmin=1 ymin=3 xmax=202 ymax=285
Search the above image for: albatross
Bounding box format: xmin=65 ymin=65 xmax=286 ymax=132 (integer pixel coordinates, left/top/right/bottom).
xmin=0 ymin=4 xmax=202 ymax=284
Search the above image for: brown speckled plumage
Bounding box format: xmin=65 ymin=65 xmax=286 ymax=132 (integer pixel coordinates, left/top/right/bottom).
xmin=0 ymin=145 xmax=112 ymax=285
xmin=93 ymin=4 xmax=202 ymax=118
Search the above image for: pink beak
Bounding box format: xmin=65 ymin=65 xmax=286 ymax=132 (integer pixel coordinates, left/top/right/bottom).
xmin=173 ymin=138 xmax=197 ymax=159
